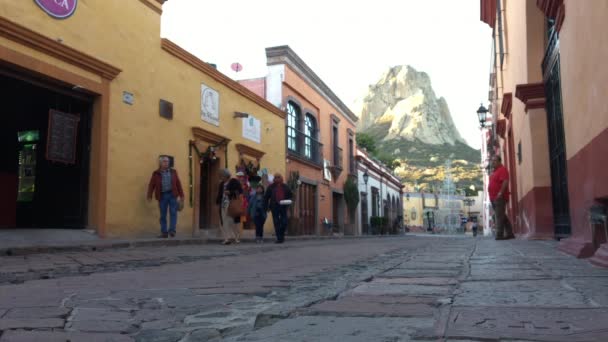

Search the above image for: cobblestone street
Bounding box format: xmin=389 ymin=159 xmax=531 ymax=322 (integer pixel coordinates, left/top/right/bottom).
xmin=0 ymin=235 xmax=607 ymax=341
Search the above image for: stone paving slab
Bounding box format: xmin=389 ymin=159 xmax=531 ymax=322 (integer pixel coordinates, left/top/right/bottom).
xmin=445 ymin=307 xmax=608 ymax=341
xmin=468 ymin=268 xmax=552 ymax=281
xmin=455 ymin=279 xmax=591 ymax=308
xmin=0 ymin=330 xmax=134 ymax=342
xmin=0 ymin=318 xmax=65 ymax=329
xmin=396 ymin=261 xmax=463 ymax=269
xmin=306 ymin=295 xmax=434 ymax=317
xmin=381 ymin=268 xmax=461 ymax=278
xmin=345 ymin=282 xmax=452 ymax=297
xmin=562 ymin=277 xmax=608 ymax=306
xmin=3 ymin=307 xmax=70 ymax=319
xmin=372 ymin=277 xmax=459 ymax=285
xmin=226 ymin=316 xmax=433 ymax=342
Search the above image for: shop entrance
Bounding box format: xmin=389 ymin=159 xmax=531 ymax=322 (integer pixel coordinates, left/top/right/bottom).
xmin=198 ymin=155 xmax=221 ymax=230
xmin=0 ymin=70 xmax=92 ymax=229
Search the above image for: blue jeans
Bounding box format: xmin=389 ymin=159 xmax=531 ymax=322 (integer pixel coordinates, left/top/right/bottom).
xmin=159 ymin=192 xmax=178 ymax=233
xmin=271 ymin=205 xmax=288 ymax=242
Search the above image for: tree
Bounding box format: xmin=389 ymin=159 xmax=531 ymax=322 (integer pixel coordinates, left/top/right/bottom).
xmin=343 ymin=176 xmax=360 ymax=221
xmin=356 ymin=133 xmax=376 ymax=154
xmin=377 ymin=153 xmax=401 ymax=171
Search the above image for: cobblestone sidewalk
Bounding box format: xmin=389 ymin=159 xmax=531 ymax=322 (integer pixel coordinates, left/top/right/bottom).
xmin=0 ymin=236 xmax=607 ymax=341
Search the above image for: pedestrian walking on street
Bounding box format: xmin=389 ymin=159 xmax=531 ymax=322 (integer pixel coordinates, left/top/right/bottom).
xmin=248 ymin=184 xmax=267 ymax=243
xmin=264 ymin=173 xmax=293 ymax=244
xmin=471 ymin=217 xmax=479 ymax=237
xmin=147 ymin=156 xmax=185 ymax=238
xmin=488 ymin=155 xmax=514 ymax=240
xmin=217 ymin=169 xmax=243 ymax=245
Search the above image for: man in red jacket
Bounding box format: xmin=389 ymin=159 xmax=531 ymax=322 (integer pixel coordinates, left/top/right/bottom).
xmin=147 ymin=156 xmax=184 ymax=238
xmin=488 ymin=155 xmax=514 ymax=240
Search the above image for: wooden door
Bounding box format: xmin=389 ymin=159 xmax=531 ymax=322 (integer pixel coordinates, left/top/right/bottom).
xmin=296 ymin=183 xmax=316 ymax=235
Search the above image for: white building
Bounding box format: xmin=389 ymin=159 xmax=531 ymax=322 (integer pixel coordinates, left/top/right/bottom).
xmin=355 ymin=148 xmax=403 ymax=235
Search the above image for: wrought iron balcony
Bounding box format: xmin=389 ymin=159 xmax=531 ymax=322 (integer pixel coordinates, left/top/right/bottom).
xmin=329 ymin=146 xmax=343 ymax=179
xmin=286 ymin=127 xmax=323 ymax=166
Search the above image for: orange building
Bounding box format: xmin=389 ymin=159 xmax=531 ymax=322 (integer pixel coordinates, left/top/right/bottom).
xmin=479 ymin=0 xmax=608 ymax=266
xmin=241 ymin=46 xmax=359 ymax=235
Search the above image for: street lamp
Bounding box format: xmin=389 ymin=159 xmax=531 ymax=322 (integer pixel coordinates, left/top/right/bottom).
xmin=477 ymin=103 xmax=489 ymax=129
xmin=363 ymin=170 xmax=369 ymax=234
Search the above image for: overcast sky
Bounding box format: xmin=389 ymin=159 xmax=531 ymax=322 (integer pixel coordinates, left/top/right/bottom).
xmin=161 ymin=0 xmax=492 ymax=149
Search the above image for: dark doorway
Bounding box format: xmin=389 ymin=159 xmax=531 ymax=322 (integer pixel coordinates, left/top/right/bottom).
xmin=360 ymin=192 xmax=368 ymax=234
xmin=199 ymin=156 xmax=220 ymax=229
xmin=332 ymin=192 xmax=343 ymax=234
xmin=543 ymin=25 xmax=571 ymax=238
xmin=0 ymin=69 xmax=92 ymax=228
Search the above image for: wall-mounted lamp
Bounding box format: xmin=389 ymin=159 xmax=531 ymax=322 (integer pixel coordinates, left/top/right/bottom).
xmin=234 ymin=111 xmax=249 ymax=118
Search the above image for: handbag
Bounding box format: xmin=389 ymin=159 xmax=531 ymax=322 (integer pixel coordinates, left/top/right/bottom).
xmin=227 ymin=195 xmax=245 ymax=218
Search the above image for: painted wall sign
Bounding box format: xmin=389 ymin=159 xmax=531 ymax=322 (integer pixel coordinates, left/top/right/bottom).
xmin=34 ymin=0 xmax=78 ymax=19
xmin=242 ymin=116 xmax=261 ymax=143
xmin=201 ymin=84 xmax=219 ymax=126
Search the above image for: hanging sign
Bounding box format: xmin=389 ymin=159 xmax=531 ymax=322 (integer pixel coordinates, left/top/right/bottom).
xmin=46 ymin=109 xmax=80 ymax=164
xmin=34 ymin=0 xmax=78 ymax=19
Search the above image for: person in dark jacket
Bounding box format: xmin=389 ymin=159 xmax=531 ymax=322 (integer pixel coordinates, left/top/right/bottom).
xmin=216 ymin=168 xmax=243 ymax=244
xmin=248 ymin=184 xmax=267 ymax=243
xmin=147 ymin=156 xmax=184 ymax=238
xmin=264 ymin=173 xmax=293 ymax=243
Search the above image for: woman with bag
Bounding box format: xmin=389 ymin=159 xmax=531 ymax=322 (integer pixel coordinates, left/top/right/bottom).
xmin=216 ymin=169 xmax=243 ymax=245
xmin=248 ymin=184 xmax=267 ymax=243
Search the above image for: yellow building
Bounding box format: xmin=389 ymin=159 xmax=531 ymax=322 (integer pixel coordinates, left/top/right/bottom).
xmin=403 ymin=193 xmax=424 ymax=231
xmin=0 ymin=1 xmax=286 ymax=238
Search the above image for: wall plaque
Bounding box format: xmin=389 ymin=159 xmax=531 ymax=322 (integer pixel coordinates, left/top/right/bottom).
xmin=46 ymin=109 xmax=80 ymax=164
xmin=201 ymin=84 xmax=219 ymax=126
xmin=242 ymin=116 xmax=261 ymax=143
xmin=34 ymin=0 xmax=78 ymax=19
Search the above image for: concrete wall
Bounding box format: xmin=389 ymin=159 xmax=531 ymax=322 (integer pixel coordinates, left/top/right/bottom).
xmin=560 ymin=1 xmax=608 ymax=160
xmin=1 ymin=1 xmax=286 ymax=237
xmin=558 ymin=1 xmax=608 ymax=261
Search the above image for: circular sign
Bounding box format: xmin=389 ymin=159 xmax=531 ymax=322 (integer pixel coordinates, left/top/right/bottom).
xmin=230 ymin=63 xmax=243 ymax=72
xmin=34 ymin=0 xmax=78 ymax=19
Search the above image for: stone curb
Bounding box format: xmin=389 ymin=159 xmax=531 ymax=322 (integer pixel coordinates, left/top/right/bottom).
xmin=0 ymin=234 xmax=404 ymax=257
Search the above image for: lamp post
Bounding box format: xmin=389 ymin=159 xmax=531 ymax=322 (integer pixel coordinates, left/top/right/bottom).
xmin=477 ymin=103 xmax=489 ymax=129
xmin=363 ymin=170 xmax=369 ymax=234
xmin=463 ymin=198 xmax=475 ymax=218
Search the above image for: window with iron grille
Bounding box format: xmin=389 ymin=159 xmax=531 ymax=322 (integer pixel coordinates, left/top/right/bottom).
xmin=287 ymin=101 xmax=300 ymax=152
xmin=304 ymin=114 xmax=317 ymax=159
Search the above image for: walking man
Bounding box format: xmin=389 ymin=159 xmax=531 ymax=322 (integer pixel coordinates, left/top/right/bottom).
xmin=147 ymin=156 xmax=184 ymax=238
xmin=264 ymin=173 xmax=293 ymax=243
xmin=488 ymin=155 xmax=514 ymax=240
